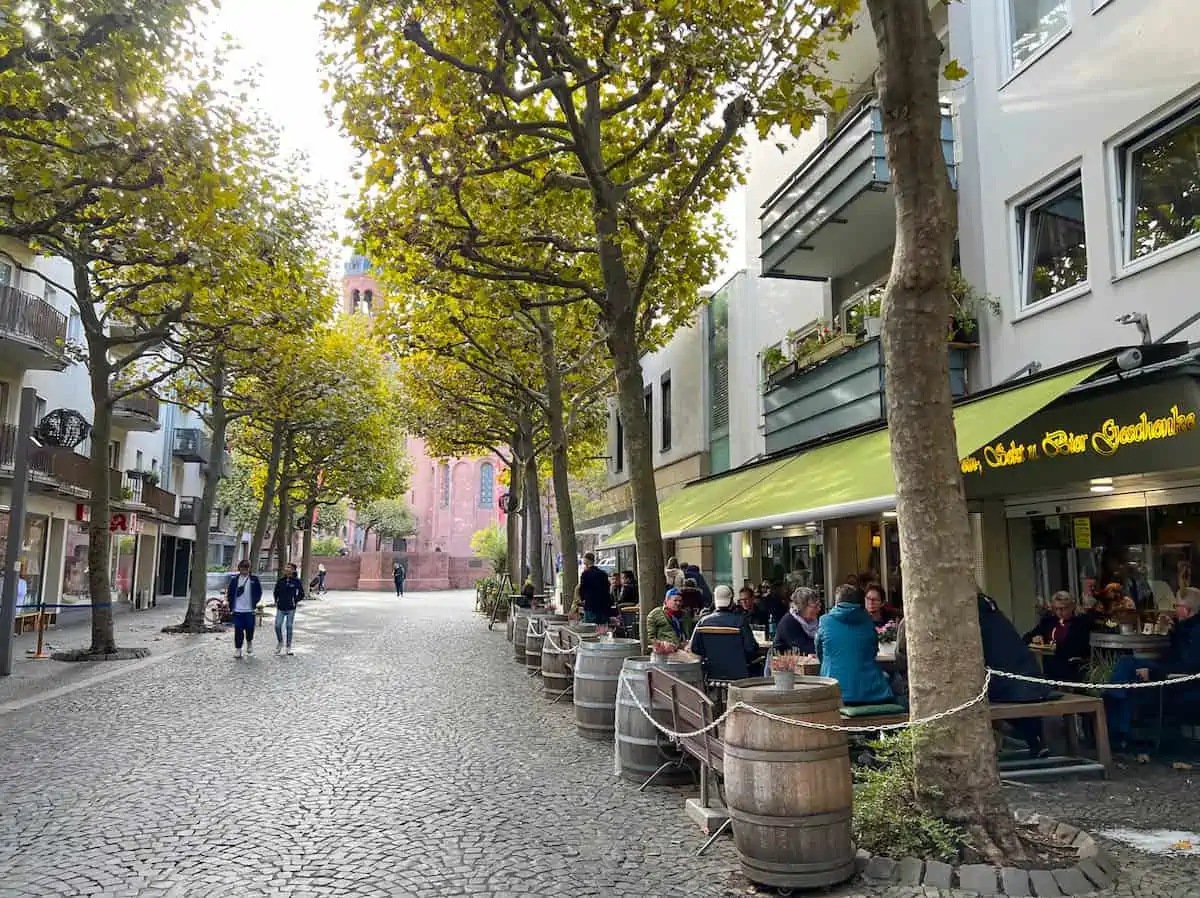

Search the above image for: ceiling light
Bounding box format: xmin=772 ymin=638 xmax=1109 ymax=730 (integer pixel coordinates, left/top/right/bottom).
xmin=1090 ymin=477 xmax=1113 ymax=486
xmin=1090 ymin=484 xmax=1114 ymax=493
xmin=883 ymin=511 xmax=898 ymax=518
xmin=1178 ymin=520 xmax=1184 ymax=526
xmin=771 ymin=524 xmax=784 ymax=530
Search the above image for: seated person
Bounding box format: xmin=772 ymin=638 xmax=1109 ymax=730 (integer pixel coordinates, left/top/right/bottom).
xmin=688 ymin=585 xmax=758 ymax=681
xmin=679 ymin=577 xmax=706 ymax=634
xmin=816 ymin=584 xmax=894 ymax=706
xmin=1106 ymin=587 xmax=1200 ymax=750
xmin=609 ymin=571 xmax=623 ymax=611
xmin=1023 ymin=590 xmax=1091 ymax=682
xmin=645 ymin=589 xmax=686 ymax=648
xmin=896 ymin=593 xmax=1050 ymax=755
xmin=683 ymin=564 xmax=713 ymax=606
xmin=774 ymin=587 xmax=821 ymax=656
xmin=864 ymin=583 xmax=898 ymax=626
xmin=519 ymin=576 xmax=536 ymax=605
xmin=736 ymin=586 xmax=769 ymax=629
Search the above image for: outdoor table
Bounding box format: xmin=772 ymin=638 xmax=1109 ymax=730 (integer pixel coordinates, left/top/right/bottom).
xmin=1090 ymin=632 xmax=1169 ymax=661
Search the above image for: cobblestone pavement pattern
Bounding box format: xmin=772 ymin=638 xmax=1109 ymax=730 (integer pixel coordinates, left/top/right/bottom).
xmin=1 ymin=591 xmax=1198 ymax=898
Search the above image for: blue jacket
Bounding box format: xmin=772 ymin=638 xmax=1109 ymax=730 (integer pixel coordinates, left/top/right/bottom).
xmin=273 ymin=575 xmax=305 ymax=612
xmin=689 ymin=609 xmax=758 ymax=681
xmin=227 ymin=574 xmax=263 ymax=610
xmin=683 ymin=565 xmax=713 ymax=605
xmin=816 ymin=602 xmax=893 ymax=705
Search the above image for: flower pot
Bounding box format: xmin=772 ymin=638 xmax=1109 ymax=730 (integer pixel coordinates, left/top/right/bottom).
xmin=772 ymin=670 xmax=796 ymax=691
xmin=864 ymin=317 xmax=882 ymax=339
xmin=651 ymin=652 xmax=673 ymax=664
xmin=794 ymin=333 xmax=859 ymax=370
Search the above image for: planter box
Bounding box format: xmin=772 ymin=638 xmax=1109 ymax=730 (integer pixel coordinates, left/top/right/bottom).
xmin=795 ymin=333 xmax=859 ymax=369
xmin=765 ymin=360 xmax=798 ymax=390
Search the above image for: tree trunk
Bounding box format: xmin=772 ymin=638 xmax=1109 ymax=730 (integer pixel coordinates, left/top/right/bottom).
xmin=536 ymin=311 xmax=579 ymax=606
xmin=181 ymin=362 xmax=227 ymax=630
xmin=505 ymin=449 xmax=522 ymax=587
xmin=606 ymin=321 xmax=664 ymax=651
xmin=250 ymin=421 xmax=285 ymax=571
xmin=85 ymin=343 xmax=118 ymax=654
xmin=275 ymin=444 xmax=294 ymax=574
xmin=522 ymin=444 xmax=544 ymax=592
xmin=866 ymin=0 xmax=1022 ymax=861
xmin=300 ymin=496 xmax=317 ymax=587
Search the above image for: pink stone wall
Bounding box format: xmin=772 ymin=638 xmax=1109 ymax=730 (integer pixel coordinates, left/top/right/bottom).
xmin=406 ymin=436 xmax=504 ymax=558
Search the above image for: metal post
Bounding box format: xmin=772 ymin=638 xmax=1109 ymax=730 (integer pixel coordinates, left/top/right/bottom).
xmin=1 ymin=388 xmax=39 ymax=676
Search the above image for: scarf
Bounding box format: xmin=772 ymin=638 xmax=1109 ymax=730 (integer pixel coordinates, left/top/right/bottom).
xmin=792 ymin=608 xmax=819 ymax=640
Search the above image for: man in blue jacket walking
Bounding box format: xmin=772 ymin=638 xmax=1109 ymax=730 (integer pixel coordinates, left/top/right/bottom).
xmin=274 ymin=563 xmax=305 ymax=656
xmin=227 ymin=559 xmax=263 ymax=659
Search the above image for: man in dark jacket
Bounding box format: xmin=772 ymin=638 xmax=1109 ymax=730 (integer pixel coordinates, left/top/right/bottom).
xmin=683 ymin=564 xmax=713 ymax=606
xmin=274 ymin=562 xmax=305 ymax=655
xmin=1106 ymin=588 xmax=1200 ymax=748
xmin=688 ymin=585 xmax=758 ymax=681
xmin=227 ymin=559 xmax=264 ymax=659
xmin=578 ymin=553 xmax=613 ymax=625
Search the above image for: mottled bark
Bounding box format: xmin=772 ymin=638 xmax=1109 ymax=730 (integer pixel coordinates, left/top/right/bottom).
xmin=250 ymin=421 xmax=284 ymax=571
xmin=85 ymin=333 xmax=118 ymax=654
xmin=275 ymin=437 xmax=295 ymax=574
xmin=181 ymin=360 xmax=226 ymax=630
xmin=536 ymin=312 xmax=580 ymax=605
xmin=300 ymin=497 xmax=317 ymax=587
xmin=865 ymin=0 xmax=1022 ymax=860
xmin=504 ymin=449 xmax=522 ymax=586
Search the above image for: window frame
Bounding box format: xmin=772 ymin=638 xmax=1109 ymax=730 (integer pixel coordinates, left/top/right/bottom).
xmin=479 ymin=461 xmax=494 ymax=509
xmin=838 ymin=280 xmax=886 ymax=334
xmin=0 ymin=254 xmax=14 ymax=287
xmin=660 ymin=372 xmax=672 ymax=453
xmin=1119 ymin=103 xmax=1200 ymax=270
xmin=1015 ymin=173 xmax=1090 ymax=312
xmin=1002 ymin=0 xmax=1072 ymax=80
xmin=614 ymin=412 xmax=624 ymax=474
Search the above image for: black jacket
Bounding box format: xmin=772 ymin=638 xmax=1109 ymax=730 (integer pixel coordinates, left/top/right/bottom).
xmin=1023 ymin=613 xmax=1091 ymax=676
xmin=274 ymin=575 xmax=305 ymax=612
xmin=773 ymin=612 xmax=817 ymax=656
xmin=226 ymin=574 xmax=263 ymax=609
xmin=1164 ymin=614 xmax=1200 ymax=674
xmin=579 ymin=565 xmax=612 ymax=616
xmin=689 ymin=609 xmax=758 ymax=681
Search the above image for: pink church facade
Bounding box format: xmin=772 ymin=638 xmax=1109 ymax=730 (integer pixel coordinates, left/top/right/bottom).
xmin=406 ymin=437 xmax=505 ymax=558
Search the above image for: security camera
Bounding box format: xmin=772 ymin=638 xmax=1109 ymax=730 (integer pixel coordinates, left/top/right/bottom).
xmin=1116 ymin=348 xmax=1143 ymax=371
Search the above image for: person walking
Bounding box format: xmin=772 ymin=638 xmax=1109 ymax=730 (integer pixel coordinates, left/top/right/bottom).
xmin=316 ymin=562 xmax=327 ymax=595
xmin=578 ymin=552 xmax=613 ymax=625
xmin=274 ymin=562 xmax=305 ymax=655
xmin=228 ymin=560 xmax=263 ymax=659
xmin=393 ymin=561 xmax=406 ymax=598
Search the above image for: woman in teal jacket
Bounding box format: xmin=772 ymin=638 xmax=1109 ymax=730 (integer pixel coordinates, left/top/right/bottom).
xmin=816 ymin=584 xmax=894 ymax=705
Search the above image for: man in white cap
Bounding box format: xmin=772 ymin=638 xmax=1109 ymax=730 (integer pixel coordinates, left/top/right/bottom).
xmin=688 ymin=584 xmax=758 ymax=681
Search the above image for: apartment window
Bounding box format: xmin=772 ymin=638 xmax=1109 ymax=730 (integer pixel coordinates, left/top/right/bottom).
xmin=1016 ymin=175 xmax=1088 ymax=307
xmin=0 ymin=256 xmax=13 ymax=287
xmin=479 ymin=461 xmax=494 ymax=508
xmin=660 ymin=373 xmax=672 ymax=453
xmin=1123 ymin=103 xmax=1200 ymax=264
xmin=0 ymin=382 xmax=9 ymax=422
xmin=135 ymin=449 xmax=143 ymax=471
xmin=1007 ymin=0 xmax=1069 ymax=71
xmin=439 ymin=462 xmax=450 ymax=508
xmin=151 ymin=458 xmax=158 ymax=474
xmin=614 ymin=413 xmax=624 ymax=474
xmin=643 ymin=385 xmax=652 ymax=440
xmin=34 ymin=396 xmax=46 ymax=424
xmin=67 ymin=310 xmax=83 ymax=343
xmin=108 ymin=440 xmax=121 ymax=469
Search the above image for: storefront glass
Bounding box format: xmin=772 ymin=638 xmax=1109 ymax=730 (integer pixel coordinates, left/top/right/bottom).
xmin=61 ymin=523 xmax=90 ymax=604
xmin=760 ymin=532 xmax=824 ymax=598
xmin=110 ymin=533 xmax=137 ymax=603
xmin=0 ymin=512 xmax=49 ymax=609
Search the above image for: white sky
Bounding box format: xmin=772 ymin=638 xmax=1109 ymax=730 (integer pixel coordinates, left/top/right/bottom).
xmin=206 ymin=1 xmax=357 ymax=263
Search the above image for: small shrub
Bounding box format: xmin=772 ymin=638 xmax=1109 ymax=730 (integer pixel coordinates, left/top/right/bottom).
xmin=852 ymin=729 xmax=969 ymax=863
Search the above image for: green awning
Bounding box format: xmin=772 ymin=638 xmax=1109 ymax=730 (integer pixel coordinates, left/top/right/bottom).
xmin=599 ymin=456 xmax=792 ymax=549
xmin=600 ymin=361 xmax=1104 ymax=548
xmin=683 ymin=362 xmax=1106 ymax=536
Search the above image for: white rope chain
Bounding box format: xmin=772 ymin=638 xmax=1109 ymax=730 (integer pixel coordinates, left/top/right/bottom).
xmin=617 ymin=667 xmax=1200 ymax=739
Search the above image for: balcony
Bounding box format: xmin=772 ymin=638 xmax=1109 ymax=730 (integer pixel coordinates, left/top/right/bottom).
xmin=0 ymin=423 xmax=117 ymax=495
xmin=0 ymin=285 xmax=69 ymax=371
xmin=172 ymin=427 xmax=211 ymax=463
xmin=118 ymin=471 xmax=176 ymax=517
xmin=178 ymin=496 xmax=201 ymax=525
xmin=762 ymin=337 xmax=968 ymax=454
xmin=111 ymin=392 xmax=161 ymax=432
xmin=759 ymin=99 xmax=956 ymax=282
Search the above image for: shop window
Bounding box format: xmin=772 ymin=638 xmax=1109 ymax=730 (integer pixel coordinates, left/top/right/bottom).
xmin=1016 ymin=175 xmax=1088 ymax=308
xmin=1121 ymin=102 xmax=1200 ymax=264
xmin=1007 ymin=0 xmax=1069 ymax=72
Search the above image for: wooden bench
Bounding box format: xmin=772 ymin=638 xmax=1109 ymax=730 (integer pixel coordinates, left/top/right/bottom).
xmin=13 ymin=610 xmax=39 ymax=636
xmin=646 ymin=668 xmax=730 ymax=855
xmin=841 ymin=693 xmax=1112 ymax=777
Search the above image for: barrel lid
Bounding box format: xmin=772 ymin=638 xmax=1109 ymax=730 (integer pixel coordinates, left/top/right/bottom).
xmin=728 ymin=676 xmax=843 ymax=709
xmin=578 ymin=638 xmax=640 ymax=653
xmin=621 ymin=655 xmax=702 ymax=672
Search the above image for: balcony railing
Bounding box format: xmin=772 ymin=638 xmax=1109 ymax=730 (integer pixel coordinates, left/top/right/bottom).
xmin=0 ymin=284 xmax=69 ymax=370
xmin=178 ymin=496 xmax=201 ymax=525
xmin=112 ymin=392 xmax=161 ymax=431
xmin=760 ymin=99 xmax=956 ymax=281
xmin=172 ymin=427 xmax=211 ymax=463
xmin=0 ymin=423 xmax=117 ymax=494
xmin=118 ymin=472 xmax=176 ymax=517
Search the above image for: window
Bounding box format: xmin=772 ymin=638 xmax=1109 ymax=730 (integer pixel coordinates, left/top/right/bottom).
xmin=614 ymin=413 xmax=624 ymax=473
xmin=67 ymin=310 xmax=83 ymax=343
xmin=643 ymin=385 xmax=652 ymax=439
xmin=660 ymin=373 xmax=672 ymax=452
xmin=135 ymin=449 xmax=143 ymax=471
xmin=363 ymin=289 xmax=374 ymax=313
xmin=1016 ymin=175 xmax=1088 ymax=307
xmin=0 ymin=256 xmax=13 ymax=287
xmin=840 ymin=282 xmax=885 ymax=334
xmin=34 ymin=396 xmax=46 ymax=425
xmin=479 ymin=461 xmax=494 ymax=508
xmin=439 ymin=462 xmax=450 ymax=508
xmin=1007 ymin=0 xmax=1069 ymax=71
xmin=0 ymin=382 xmax=9 ymax=422
xmin=151 ymin=458 xmax=158 ymax=473
xmin=43 ymin=284 xmax=56 ymax=306
xmin=108 ymin=440 xmax=121 ymax=469
xmin=1123 ymin=104 xmax=1200 ymax=264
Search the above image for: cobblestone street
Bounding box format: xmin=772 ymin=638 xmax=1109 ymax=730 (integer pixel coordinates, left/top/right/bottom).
xmin=1 ymin=591 xmax=1198 ymax=898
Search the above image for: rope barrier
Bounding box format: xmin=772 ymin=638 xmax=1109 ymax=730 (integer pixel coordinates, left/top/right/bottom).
xmin=989 ymin=668 xmax=1200 ymax=690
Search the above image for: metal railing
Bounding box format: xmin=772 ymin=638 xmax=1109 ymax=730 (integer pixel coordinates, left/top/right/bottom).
xmin=0 ymin=424 xmax=114 ymax=493
xmin=172 ymin=427 xmax=211 ymax=462
xmin=178 ymin=496 xmax=201 ymax=525
xmin=113 ymin=392 xmax=160 ymax=422
xmin=0 ymin=284 xmax=68 ymax=353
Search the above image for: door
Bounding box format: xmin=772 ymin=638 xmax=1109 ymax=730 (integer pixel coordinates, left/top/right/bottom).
xmin=173 ymin=540 xmax=191 ymax=597
xmin=157 ymin=536 xmax=175 ymax=596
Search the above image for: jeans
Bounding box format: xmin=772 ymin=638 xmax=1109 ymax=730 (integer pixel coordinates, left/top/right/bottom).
xmin=233 ymin=611 xmax=257 ymax=649
xmin=1106 ymin=655 xmax=1163 ymax=741
xmin=395 ymin=579 xmax=404 ymax=596
xmin=275 ymin=608 xmax=295 ymax=646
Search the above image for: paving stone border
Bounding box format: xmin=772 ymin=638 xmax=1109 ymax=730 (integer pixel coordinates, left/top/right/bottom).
xmin=50 ymin=647 xmax=151 ymax=662
xmin=857 ymin=810 xmax=1120 ymax=896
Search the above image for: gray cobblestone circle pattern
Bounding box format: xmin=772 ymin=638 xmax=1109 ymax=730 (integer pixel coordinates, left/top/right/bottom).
xmin=0 ymin=590 xmax=1198 ymax=898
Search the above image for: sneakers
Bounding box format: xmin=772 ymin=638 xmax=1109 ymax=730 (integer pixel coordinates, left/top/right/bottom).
xmin=245 ymin=642 xmax=253 ymax=656
xmin=275 ymin=642 xmax=283 ymax=656
xmin=286 ymin=646 xmax=294 ymax=656
xmin=234 ymin=648 xmax=243 ymax=659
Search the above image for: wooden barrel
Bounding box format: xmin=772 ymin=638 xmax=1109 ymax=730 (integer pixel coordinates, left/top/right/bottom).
xmin=616 ymin=656 xmax=703 ymax=784
xmin=512 ymin=610 xmax=533 ymax=662
xmin=573 ymin=639 xmax=641 ymax=740
xmin=505 ymin=603 xmax=516 ymax=642
xmin=542 ymin=626 xmax=597 ymax=697
xmin=723 ymin=677 xmax=855 ymax=890
xmin=569 ymin=622 xmax=598 ymax=636
xmin=525 ymin=624 xmax=548 ymax=673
